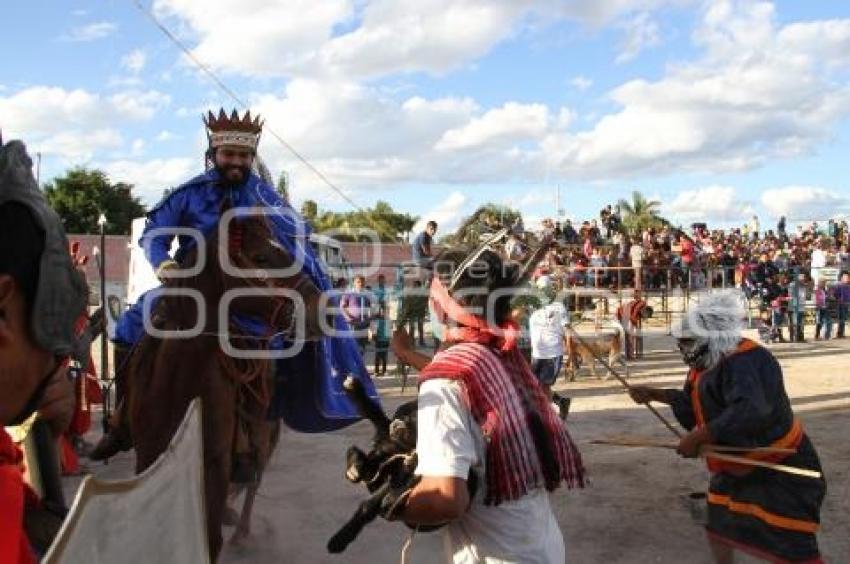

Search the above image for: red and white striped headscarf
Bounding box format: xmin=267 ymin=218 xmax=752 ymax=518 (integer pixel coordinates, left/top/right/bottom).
xmin=420 ymin=276 xmax=585 ymax=505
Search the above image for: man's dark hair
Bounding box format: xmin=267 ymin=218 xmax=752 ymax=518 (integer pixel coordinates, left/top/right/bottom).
xmin=0 ymin=202 xmax=45 ymax=315
xmin=434 ymin=248 xmax=518 ymax=326
xmin=426 ymin=221 xmax=438 ymax=230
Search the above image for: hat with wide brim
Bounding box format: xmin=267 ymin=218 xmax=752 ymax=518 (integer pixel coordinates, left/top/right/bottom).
xmin=0 ymin=139 xmax=89 ymax=360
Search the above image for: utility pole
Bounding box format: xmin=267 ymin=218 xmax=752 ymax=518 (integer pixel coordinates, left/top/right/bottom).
xmin=36 ymin=152 xmax=42 ymax=186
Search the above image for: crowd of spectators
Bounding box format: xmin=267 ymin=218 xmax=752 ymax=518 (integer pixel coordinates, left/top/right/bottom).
xmin=529 ymin=212 xmax=850 ymax=341
xmin=338 ymin=212 xmax=850 ymax=374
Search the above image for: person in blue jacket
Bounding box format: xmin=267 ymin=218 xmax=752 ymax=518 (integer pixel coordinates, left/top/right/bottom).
xmin=91 ymin=109 xmax=378 ymax=461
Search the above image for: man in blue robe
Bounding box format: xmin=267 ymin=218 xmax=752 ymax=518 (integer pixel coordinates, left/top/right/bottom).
xmin=92 ymin=109 xmax=378 ymax=460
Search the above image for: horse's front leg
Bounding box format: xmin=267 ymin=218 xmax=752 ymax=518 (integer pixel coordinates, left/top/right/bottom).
xmin=203 ymin=373 xmax=237 ymax=561
xmin=231 ymin=403 xmax=279 ymax=545
xmin=231 ymin=483 xmax=258 ymax=545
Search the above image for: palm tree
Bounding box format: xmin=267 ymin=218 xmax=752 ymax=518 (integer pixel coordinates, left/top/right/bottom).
xmin=617 ymin=190 xmax=668 ymax=237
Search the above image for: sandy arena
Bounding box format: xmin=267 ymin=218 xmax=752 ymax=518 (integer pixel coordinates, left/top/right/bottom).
xmin=69 ymin=329 xmax=850 ymax=563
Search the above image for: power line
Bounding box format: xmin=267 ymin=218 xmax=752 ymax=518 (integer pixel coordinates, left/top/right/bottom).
xmin=131 ymin=0 xmax=365 ymax=213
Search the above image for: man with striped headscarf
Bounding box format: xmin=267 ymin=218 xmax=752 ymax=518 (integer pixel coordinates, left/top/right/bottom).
xmin=392 ymin=233 xmax=585 ymax=563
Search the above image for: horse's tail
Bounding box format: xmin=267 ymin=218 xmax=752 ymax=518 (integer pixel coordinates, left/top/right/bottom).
xmin=343 ymin=376 xmax=390 ymax=436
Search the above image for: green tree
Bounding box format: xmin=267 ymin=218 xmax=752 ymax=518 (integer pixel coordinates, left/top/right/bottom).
xmin=277 ymin=171 xmax=290 ymax=202
xmin=305 ymin=200 xmax=418 ymax=242
xmin=617 ymin=190 xmax=668 ymax=237
xmin=444 ymin=204 xmax=522 ymax=245
xmin=44 ymin=168 xmax=146 ymax=235
xmin=301 ymin=199 xmax=318 ymax=222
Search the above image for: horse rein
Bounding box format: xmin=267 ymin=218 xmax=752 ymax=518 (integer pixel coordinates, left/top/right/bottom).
xmin=219 ymin=225 xmax=320 ymax=343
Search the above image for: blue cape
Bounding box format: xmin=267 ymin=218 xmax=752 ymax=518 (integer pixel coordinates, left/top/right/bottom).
xmin=115 ymin=169 xmax=380 ymax=432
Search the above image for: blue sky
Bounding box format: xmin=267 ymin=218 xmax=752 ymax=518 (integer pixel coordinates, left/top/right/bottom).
xmin=2 ymin=0 xmax=850 ymax=236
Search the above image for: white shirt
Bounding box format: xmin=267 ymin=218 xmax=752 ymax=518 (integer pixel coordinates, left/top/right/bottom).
xmin=529 ymin=302 xmax=570 ymax=359
xmin=416 ymin=380 xmax=566 ymax=564
xmin=811 ymin=249 xmax=827 ymax=269
xmin=505 ymin=238 xmax=523 ymax=259
xmin=629 ymin=244 xmax=644 ymax=267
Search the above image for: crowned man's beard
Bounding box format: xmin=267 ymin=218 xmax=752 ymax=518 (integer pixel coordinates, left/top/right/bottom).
xmin=217 ymin=164 xmax=250 ymax=187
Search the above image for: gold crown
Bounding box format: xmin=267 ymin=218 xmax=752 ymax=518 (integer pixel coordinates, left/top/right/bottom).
xmin=203 ymin=108 xmax=264 ymax=150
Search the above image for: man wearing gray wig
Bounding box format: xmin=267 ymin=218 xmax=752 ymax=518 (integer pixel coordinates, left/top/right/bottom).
xmin=671 ymin=291 xmax=746 ymax=372
xmin=629 ymin=291 xmax=825 ymax=563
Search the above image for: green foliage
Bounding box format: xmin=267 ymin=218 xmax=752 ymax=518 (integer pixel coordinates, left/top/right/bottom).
xmin=277 ymin=172 xmax=290 ymax=201
xmin=616 ymin=190 xmax=669 ymax=237
xmin=301 ymin=199 xmax=318 ymax=222
xmin=306 ymin=200 xmax=418 ymax=242
xmin=443 ymin=203 xmax=522 ymax=245
xmin=43 ymin=168 xmax=146 ymax=235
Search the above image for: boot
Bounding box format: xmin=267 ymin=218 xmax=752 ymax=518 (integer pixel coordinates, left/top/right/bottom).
xmin=553 ymin=393 xmax=572 ymax=421
xmin=89 ymin=343 xmax=133 ymax=461
xmin=89 ymin=403 xmax=132 ymax=461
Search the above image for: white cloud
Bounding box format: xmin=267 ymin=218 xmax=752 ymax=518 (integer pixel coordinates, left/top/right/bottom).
xmin=570 ymin=75 xmax=593 ymax=91
xmin=251 ymin=82 xmax=561 ymax=203
xmin=62 ymin=21 xmax=117 ymax=42
xmin=156 ymin=130 xmax=177 ymax=141
xmin=435 ymin=102 xmax=550 ymax=151
xmin=153 ymin=0 xmax=537 ymax=79
xmin=131 ymin=138 xmax=146 ymax=156
xmin=616 ymin=12 xmax=661 ymax=63
xmin=760 ymin=186 xmax=850 ymax=221
xmin=552 ymin=0 xmax=696 ymax=27
xmin=152 ymin=0 xmax=692 ymax=80
xmin=153 ymin=0 xmax=353 ymax=78
xmin=0 ymin=87 xmax=169 ymax=132
xmin=35 ymin=130 xmax=124 ymax=163
xmin=543 ymin=2 xmax=850 ymax=179
xmin=412 ymin=191 xmax=469 ymax=236
xmin=0 ymin=86 xmax=170 ymax=161
xmin=121 ymin=49 xmax=147 ymax=74
xmin=99 ymin=158 xmax=198 ymax=204
xmin=664 ymin=185 xmax=753 ymax=222
xmin=317 ymin=0 xmax=531 ymax=78
xmin=108 ymin=91 xmax=171 ymax=121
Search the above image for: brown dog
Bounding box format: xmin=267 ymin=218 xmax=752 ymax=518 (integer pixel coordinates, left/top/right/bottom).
xmin=564 ymin=323 xmax=628 ymax=381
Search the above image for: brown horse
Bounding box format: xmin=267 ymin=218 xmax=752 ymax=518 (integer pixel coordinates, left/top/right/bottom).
xmin=126 ymin=208 xmax=323 ymax=559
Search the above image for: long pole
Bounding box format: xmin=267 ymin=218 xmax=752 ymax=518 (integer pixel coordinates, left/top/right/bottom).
xmin=99 ymin=224 xmax=108 ymax=407
xmin=567 ymin=326 xmax=682 ymax=438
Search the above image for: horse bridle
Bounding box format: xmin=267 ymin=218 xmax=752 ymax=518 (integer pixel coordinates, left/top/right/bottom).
xmin=220 ymin=221 xmax=319 ymax=344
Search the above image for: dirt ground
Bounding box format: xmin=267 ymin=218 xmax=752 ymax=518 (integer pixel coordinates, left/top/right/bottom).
xmin=69 ymin=329 xmax=850 ymax=563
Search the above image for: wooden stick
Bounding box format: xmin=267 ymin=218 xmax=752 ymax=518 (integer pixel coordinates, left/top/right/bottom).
xmin=589 ymin=438 xmax=795 ymax=455
xmin=566 ymin=328 xmax=683 ymax=438
xmin=589 ymin=438 xmax=820 ymax=479
xmin=702 ymin=452 xmax=822 ymax=479
xmin=702 ymin=445 xmax=796 ymax=455
xmin=590 ymin=438 xmax=676 ymax=449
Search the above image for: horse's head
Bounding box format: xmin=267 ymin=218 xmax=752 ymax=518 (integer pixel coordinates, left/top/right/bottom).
xmin=218 ymin=211 xmax=326 ymax=340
